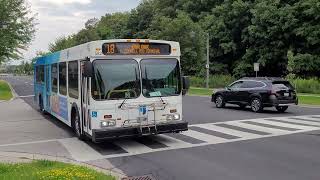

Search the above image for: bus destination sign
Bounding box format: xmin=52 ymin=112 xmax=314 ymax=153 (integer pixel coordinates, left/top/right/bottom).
xmin=102 ymin=42 xmax=171 ymax=55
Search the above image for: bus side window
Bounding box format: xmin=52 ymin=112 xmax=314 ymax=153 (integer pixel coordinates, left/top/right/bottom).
xmin=59 ymin=62 xmax=67 ymax=96
xmin=36 ymin=65 xmax=44 ymax=83
xmin=51 ymin=64 xmax=58 ymax=93
xmin=68 ymin=61 xmax=79 ymax=99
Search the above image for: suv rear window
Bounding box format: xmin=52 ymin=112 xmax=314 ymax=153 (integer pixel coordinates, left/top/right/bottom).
xmin=272 ymin=81 xmax=294 ymax=90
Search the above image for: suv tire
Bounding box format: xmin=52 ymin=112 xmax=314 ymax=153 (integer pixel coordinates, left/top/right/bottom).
xmin=276 ymin=106 xmax=288 ymax=113
xmin=251 ymin=97 xmax=263 ymax=113
xmin=215 ymin=95 xmax=226 ymax=108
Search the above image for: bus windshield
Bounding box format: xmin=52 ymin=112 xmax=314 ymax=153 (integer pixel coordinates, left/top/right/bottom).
xmin=141 ymin=59 xmax=181 ymax=97
xmin=92 ymin=60 xmax=141 ymax=100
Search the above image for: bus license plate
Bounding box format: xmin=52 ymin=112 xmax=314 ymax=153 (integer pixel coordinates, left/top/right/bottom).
xmin=284 ymin=93 xmax=290 ymax=97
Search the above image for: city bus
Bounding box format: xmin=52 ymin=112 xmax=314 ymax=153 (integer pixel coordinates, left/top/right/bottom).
xmin=34 ymin=39 xmax=189 ymax=142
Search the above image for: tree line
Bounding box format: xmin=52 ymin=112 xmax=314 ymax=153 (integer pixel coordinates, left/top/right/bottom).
xmin=2 ymin=0 xmax=317 ymax=78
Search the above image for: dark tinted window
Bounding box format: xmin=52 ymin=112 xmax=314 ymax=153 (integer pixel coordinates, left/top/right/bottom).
xmin=241 ymin=81 xmax=265 ymax=88
xmin=36 ymin=65 xmax=44 ymax=83
xmin=229 ymin=81 xmax=243 ymax=89
xmin=272 ymin=81 xmax=294 ymax=90
xmin=68 ymin=61 xmax=79 ymax=99
xmin=51 ymin=64 xmax=58 ymax=93
xmin=59 ymin=62 xmax=67 ymax=96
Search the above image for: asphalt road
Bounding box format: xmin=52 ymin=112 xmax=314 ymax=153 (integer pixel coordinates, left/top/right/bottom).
xmin=2 ymin=75 xmax=320 ymax=180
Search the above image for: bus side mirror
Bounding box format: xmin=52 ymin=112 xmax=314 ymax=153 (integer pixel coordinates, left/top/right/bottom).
xmin=182 ymin=76 xmax=190 ymax=96
xmin=83 ymin=61 xmax=93 ymax=77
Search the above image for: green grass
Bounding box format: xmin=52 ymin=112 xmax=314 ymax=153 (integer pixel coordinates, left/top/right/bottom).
xmin=0 ymin=160 xmax=116 ymax=180
xmin=298 ymin=95 xmax=320 ymax=106
xmin=188 ymin=87 xmax=320 ymax=106
xmin=0 ymin=80 xmax=13 ymax=100
xmin=188 ymin=87 xmax=213 ymax=96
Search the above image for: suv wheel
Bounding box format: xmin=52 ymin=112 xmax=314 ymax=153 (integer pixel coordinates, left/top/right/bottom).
xmin=251 ymin=98 xmax=263 ymax=113
xmin=72 ymin=112 xmax=86 ymax=140
xmin=276 ymin=106 xmax=288 ymax=113
xmin=215 ymin=95 xmax=225 ymax=108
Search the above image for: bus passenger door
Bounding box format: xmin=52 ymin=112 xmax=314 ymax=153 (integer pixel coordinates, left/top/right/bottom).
xmin=80 ymin=61 xmax=90 ymax=135
xmin=45 ymin=65 xmax=50 ymax=110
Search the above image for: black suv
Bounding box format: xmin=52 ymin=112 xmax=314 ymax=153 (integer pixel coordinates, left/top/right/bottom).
xmin=212 ymin=77 xmax=298 ymax=113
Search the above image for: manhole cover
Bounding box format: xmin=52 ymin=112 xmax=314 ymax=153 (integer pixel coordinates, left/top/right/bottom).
xmin=122 ymin=174 xmax=156 ymax=180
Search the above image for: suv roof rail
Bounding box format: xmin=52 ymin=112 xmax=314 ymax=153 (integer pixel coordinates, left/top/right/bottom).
xmin=240 ymin=77 xmax=285 ymax=81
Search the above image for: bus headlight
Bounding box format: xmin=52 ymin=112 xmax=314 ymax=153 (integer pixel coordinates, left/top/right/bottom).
xmin=166 ymin=114 xmax=180 ymax=121
xmin=173 ymin=114 xmax=180 ymax=120
xmin=101 ymin=120 xmax=116 ymax=127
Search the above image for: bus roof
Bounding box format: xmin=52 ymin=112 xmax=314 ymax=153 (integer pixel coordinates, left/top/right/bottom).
xmin=35 ymin=39 xmax=181 ymax=66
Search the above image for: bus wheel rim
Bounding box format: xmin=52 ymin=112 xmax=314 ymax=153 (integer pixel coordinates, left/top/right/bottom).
xmin=75 ymin=115 xmax=80 ymax=136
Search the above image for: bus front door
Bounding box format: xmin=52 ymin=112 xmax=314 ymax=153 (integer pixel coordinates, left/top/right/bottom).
xmin=80 ymin=61 xmax=91 ymax=136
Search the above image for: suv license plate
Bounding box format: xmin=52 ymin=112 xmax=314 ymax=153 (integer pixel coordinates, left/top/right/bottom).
xmin=284 ymin=93 xmax=290 ymax=97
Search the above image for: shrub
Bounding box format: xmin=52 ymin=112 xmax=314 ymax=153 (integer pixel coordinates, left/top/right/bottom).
xmin=190 ymin=75 xmax=236 ymax=88
xmin=288 ymin=77 xmax=320 ymax=94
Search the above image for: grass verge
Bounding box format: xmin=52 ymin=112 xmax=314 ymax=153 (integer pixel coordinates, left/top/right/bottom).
xmin=0 ymin=80 xmax=13 ymax=100
xmin=0 ymin=160 xmax=116 ymax=180
xmin=188 ymin=87 xmax=320 ymax=106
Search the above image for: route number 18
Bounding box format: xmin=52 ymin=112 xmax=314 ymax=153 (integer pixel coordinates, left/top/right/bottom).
xmin=106 ymin=44 xmax=115 ymax=54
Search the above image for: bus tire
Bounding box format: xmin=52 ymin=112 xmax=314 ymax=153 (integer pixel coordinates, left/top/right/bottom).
xmin=72 ymin=109 xmax=86 ymax=141
xmin=38 ymin=95 xmax=45 ymax=113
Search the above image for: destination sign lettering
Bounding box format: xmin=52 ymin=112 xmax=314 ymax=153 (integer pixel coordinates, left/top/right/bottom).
xmin=102 ymin=42 xmax=171 ymax=55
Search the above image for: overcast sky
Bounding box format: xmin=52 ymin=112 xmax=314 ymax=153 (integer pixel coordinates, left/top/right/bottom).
xmin=17 ymin=0 xmax=140 ymax=63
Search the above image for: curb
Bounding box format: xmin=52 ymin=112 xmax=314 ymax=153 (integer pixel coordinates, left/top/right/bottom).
xmin=0 ymin=80 xmax=17 ymax=102
xmin=298 ymin=104 xmax=320 ymax=109
xmin=0 ymin=151 xmax=126 ymax=179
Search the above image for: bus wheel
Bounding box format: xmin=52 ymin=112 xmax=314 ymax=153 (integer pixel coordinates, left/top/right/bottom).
xmin=72 ymin=111 xmax=86 ymax=140
xmin=38 ymin=95 xmax=45 ymax=113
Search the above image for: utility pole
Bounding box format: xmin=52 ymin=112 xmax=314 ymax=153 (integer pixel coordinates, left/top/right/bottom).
xmin=206 ymin=33 xmax=210 ymax=89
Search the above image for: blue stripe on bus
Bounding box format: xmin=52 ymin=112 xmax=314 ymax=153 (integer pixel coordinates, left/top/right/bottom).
xmin=35 ymin=51 xmax=61 ymax=65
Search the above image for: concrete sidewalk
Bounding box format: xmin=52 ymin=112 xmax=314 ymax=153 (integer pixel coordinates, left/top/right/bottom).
xmin=0 ymin=98 xmax=125 ymax=179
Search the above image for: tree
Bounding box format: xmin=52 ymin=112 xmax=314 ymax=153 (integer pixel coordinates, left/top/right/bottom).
xmin=0 ymin=0 xmax=35 ymax=63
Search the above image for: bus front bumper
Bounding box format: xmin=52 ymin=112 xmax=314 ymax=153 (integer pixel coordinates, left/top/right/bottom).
xmin=92 ymin=121 xmax=188 ymax=142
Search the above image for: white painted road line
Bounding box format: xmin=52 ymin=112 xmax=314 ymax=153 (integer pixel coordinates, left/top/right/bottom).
xmin=229 ymin=121 xmax=290 ymax=135
xmin=256 ymin=119 xmax=318 ymax=130
xmin=59 ymin=138 xmax=104 ymax=162
xmin=0 ymin=138 xmax=70 ymax=147
xmin=280 ymin=118 xmax=320 ymax=126
xmin=195 ymin=124 xmax=261 ymax=139
xmin=113 ymin=140 xmax=153 ymax=155
xmin=181 ymin=129 xmax=228 ymax=144
xmin=18 ymin=95 xmax=35 ymax=98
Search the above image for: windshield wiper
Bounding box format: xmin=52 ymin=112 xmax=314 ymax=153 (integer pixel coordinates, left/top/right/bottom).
xmin=118 ymin=98 xmax=128 ymax=109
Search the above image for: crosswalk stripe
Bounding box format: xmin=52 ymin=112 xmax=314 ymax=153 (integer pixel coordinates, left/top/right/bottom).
xmin=254 ymin=119 xmax=317 ymax=130
xmin=58 ymin=138 xmax=103 ymax=162
xmin=214 ymin=123 xmax=270 ymax=135
xmin=153 ymin=135 xmax=191 ymax=148
xmin=113 ymin=140 xmax=153 ymax=155
xmin=228 ymin=121 xmax=290 ymax=134
xmin=195 ymin=124 xmax=261 ymax=139
xmin=290 ymin=117 xmax=320 ymax=123
xmin=189 ymin=126 xmax=239 ymax=139
xmin=265 ymin=118 xmax=320 ymax=127
xmin=54 ymin=115 xmax=320 ymax=161
xmin=241 ymin=121 xmax=299 ymax=131
xmin=180 ymin=129 xmax=229 ymax=144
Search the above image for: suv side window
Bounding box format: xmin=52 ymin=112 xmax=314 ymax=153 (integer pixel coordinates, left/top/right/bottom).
xmin=241 ymin=81 xmax=265 ymax=88
xmin=229 ymin=81 xmax=243 ymax=89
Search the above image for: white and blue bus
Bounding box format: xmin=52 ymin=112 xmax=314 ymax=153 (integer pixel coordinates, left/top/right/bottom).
xmin=34 ymin=39 xmax=189 ymax=142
